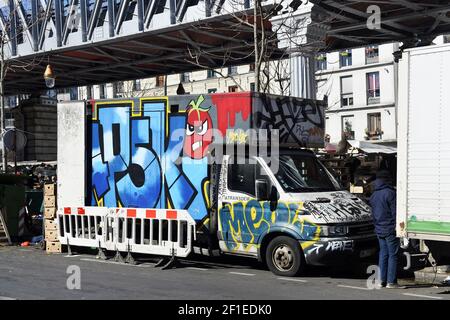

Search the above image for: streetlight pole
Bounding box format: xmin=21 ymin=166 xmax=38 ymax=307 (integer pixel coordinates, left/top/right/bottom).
xmin=0 ymin=42 xmax=7 ymax=173
xmin=253 ymin=0 xmax=260 ymax=93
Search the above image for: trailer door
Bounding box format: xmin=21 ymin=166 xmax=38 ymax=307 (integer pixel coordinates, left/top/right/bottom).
xmin=398 ymin=44 xmax=450 ymax=241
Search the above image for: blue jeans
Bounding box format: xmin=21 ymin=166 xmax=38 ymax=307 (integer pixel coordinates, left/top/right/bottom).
xmin=377 ymin=233 xmax=399 ymax=284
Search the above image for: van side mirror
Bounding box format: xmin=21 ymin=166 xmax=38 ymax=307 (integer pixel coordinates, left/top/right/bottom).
xmin=269 ymin=186 xmax=280 ymax=212
xmin=256 ymin=179 xmax=269 ymax=201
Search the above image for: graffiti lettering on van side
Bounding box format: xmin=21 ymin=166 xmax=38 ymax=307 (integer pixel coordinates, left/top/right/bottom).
xmin=307 ymin=240 xmax=353 ymax=255
xmin=219 ymin=200 xmax=321 ymax=252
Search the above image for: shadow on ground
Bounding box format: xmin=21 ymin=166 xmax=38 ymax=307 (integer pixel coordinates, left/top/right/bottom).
xmin=28 ymin=244 xmax=418 ymax=281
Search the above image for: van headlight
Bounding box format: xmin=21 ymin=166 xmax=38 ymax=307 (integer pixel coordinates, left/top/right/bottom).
xmin=321 ymin=225 xmax=348 ymax=236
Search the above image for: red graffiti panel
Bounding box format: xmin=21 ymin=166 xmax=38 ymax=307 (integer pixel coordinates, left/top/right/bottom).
xmin=211 ymin=93 xmax=252 ymax=136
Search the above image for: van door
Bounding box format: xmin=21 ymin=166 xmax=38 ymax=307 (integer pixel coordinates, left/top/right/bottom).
xmin=218 ymin=156 xmax=272 ymax=255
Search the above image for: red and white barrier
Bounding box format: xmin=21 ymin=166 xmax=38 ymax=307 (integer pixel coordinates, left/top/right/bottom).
xmin=111 ymin=208 xmax=195 ymax=257
xmin=56 ymin=206 xmax=196 ymax=258
xmin=57 ymin=206 xmax=108 ymax=248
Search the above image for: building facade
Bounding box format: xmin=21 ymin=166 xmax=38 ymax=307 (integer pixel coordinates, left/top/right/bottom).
xmin=316 ymin=43 xmax=399 ymax=145
xmin=73 ymin=44 xmax=400 ymax=146
xmin=70 ymin=36 xmax=450 ymax=147
xmin=75 ymin=65 xmax=259 ymax=101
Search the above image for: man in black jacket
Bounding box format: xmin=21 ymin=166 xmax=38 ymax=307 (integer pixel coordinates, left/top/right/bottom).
xmin=370 ymin=170 xmax=403 ymax=289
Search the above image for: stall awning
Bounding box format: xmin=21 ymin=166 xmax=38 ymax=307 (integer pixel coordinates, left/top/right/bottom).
xmin=348 ymin=140 xmax=397 ymax=154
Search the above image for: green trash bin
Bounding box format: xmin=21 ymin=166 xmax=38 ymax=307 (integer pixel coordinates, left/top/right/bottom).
xmin=0 ymin=174 xmax=27 ymax=242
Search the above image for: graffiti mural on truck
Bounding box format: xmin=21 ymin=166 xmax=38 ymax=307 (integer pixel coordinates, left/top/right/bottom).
xmin=218 ymin=200 xmax=321 ymax=252
xmin=255 ymin=94 xmax=325 ymax=147
xmin=89 ymin=93 xmax=327 ymax=223
xmin=90 ymin=94 xmax=252 ymax=221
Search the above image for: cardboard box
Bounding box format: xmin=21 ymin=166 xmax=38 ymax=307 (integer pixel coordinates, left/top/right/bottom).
xmin=44 ymin=207 xmax=56 ymax=219
xmin=44 ymin=184 xmax=56 ymax=196
xmin=46 ymin=241 xmax=62 ymax=253
xmin=44 ymin=195 xmax=56 ymax=208
xmin=45 ymin=219 xmax=57 ymax=231
xmin=45 ymin=229 xmax=59 ymax=242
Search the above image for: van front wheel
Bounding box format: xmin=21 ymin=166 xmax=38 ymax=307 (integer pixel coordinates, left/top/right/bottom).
xmin=265 ymin=236 xmax=305 ymax=277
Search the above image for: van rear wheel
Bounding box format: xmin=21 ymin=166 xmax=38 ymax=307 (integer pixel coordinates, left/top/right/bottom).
xmin=265 ymin=236 xmax=305 ymax=277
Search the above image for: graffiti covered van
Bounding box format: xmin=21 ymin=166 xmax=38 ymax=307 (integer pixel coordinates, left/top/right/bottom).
xmin=57 ymin=92 xmax=377 ymax=277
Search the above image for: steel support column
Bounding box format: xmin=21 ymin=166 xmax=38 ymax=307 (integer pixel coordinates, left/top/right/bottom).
xmin=8 ymin=0 xmax=17 ymax=56
xmin=54 ymin=0 xmax=63 ymax=47
xmin=170 ymin=0 xmax=176 ymax=25
xmin=137 ymin=0 xmax=144 ymax=31
xmin=107 ymin=0 xmax=115 ymax=37
xmin=80 ymin=0 xmax=88 ymax=42
xmin=31 ymin=0 xmax=39 ymax=51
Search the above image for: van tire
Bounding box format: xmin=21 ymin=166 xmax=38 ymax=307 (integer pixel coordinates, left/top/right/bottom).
xmin=265 ymin=236 xmax=305 ymax=277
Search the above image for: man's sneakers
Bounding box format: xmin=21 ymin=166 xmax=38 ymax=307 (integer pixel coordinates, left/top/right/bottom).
xmin=386 ymin=283 xmax=406 ymax=289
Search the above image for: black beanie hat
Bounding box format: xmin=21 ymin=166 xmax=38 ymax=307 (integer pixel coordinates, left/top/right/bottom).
xmin=376 ymin=169 xmax=392 ymax=180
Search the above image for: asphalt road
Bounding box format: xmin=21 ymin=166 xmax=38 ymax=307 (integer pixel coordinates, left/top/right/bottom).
xmin=0 ymin=246 xmax=449 ymax=300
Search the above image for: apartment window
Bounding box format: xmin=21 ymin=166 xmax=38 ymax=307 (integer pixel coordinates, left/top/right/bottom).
xmin=316 ymin=54 xmax=327 ymax=71
xmin=207 ymin=69 xmax=216 ymax=78
xmin=5 ymin=107 xmax=15 ymax=127
xmin=250 ymin=82 xmax=255 ymax=92
xmin=339 ymin=49 xmax=352 ymax=67
xmin=367 ymin=113 xmax=382 ymax=140
xmin=86 ymin=86 xmax=93 ymax=99
xmin=228 ymin=65 xmax=238 ymax=76
xmin=156 ymin=75 xmax=165 ymax=87
xmin=228 ymin=85 xmax=238 ymax=92
xmin=133 ymin=79 xmax=141 ymax=91
xmin=341 ymin=115 xmax=355 ymax=140
xmin=180 ymin=72 xmax=190 ymax=83
xmin=113 ymin=82 xmax=124 ymax=97
xmin=66 ymin=87 xmax=77 ymax=100
xmin=208 ymin=88 xmax=217 ymax=93
xmin=249 ymin=63 xmax=255 ymax=72
xmin=444 ymin=35 xmax=450 ymax=43
xmin=340 ymin=76 xmax=353 ymax=107
xmin=5 ymin=116 xmax=14 ymax=128
xmin=99 ymin=84 xmax=106 ymax=99
xmin=365 ymin=45 xmax=379 ymax=64
xmin=367 ymin=72 xmax=380 ymax=104
xmin=5 ymin=96 xmax=17 ymax=108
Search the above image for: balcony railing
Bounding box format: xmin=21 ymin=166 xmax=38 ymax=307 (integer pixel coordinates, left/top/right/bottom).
xmin=365 ymin=130 xmax=383 ymax=140
xmin=367 ymin=89 xmax=380 ymax=105
xmin=366 ymin=55 xmax=379 ymax=64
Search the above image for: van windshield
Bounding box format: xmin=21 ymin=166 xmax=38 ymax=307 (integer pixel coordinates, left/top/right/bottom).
xmin=273 ymin=152 xmax=342 ymax=193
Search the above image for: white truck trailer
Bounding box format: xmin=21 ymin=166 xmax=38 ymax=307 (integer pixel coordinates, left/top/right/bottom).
xmin=397 ymin=43 xmax=450 ymax=265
